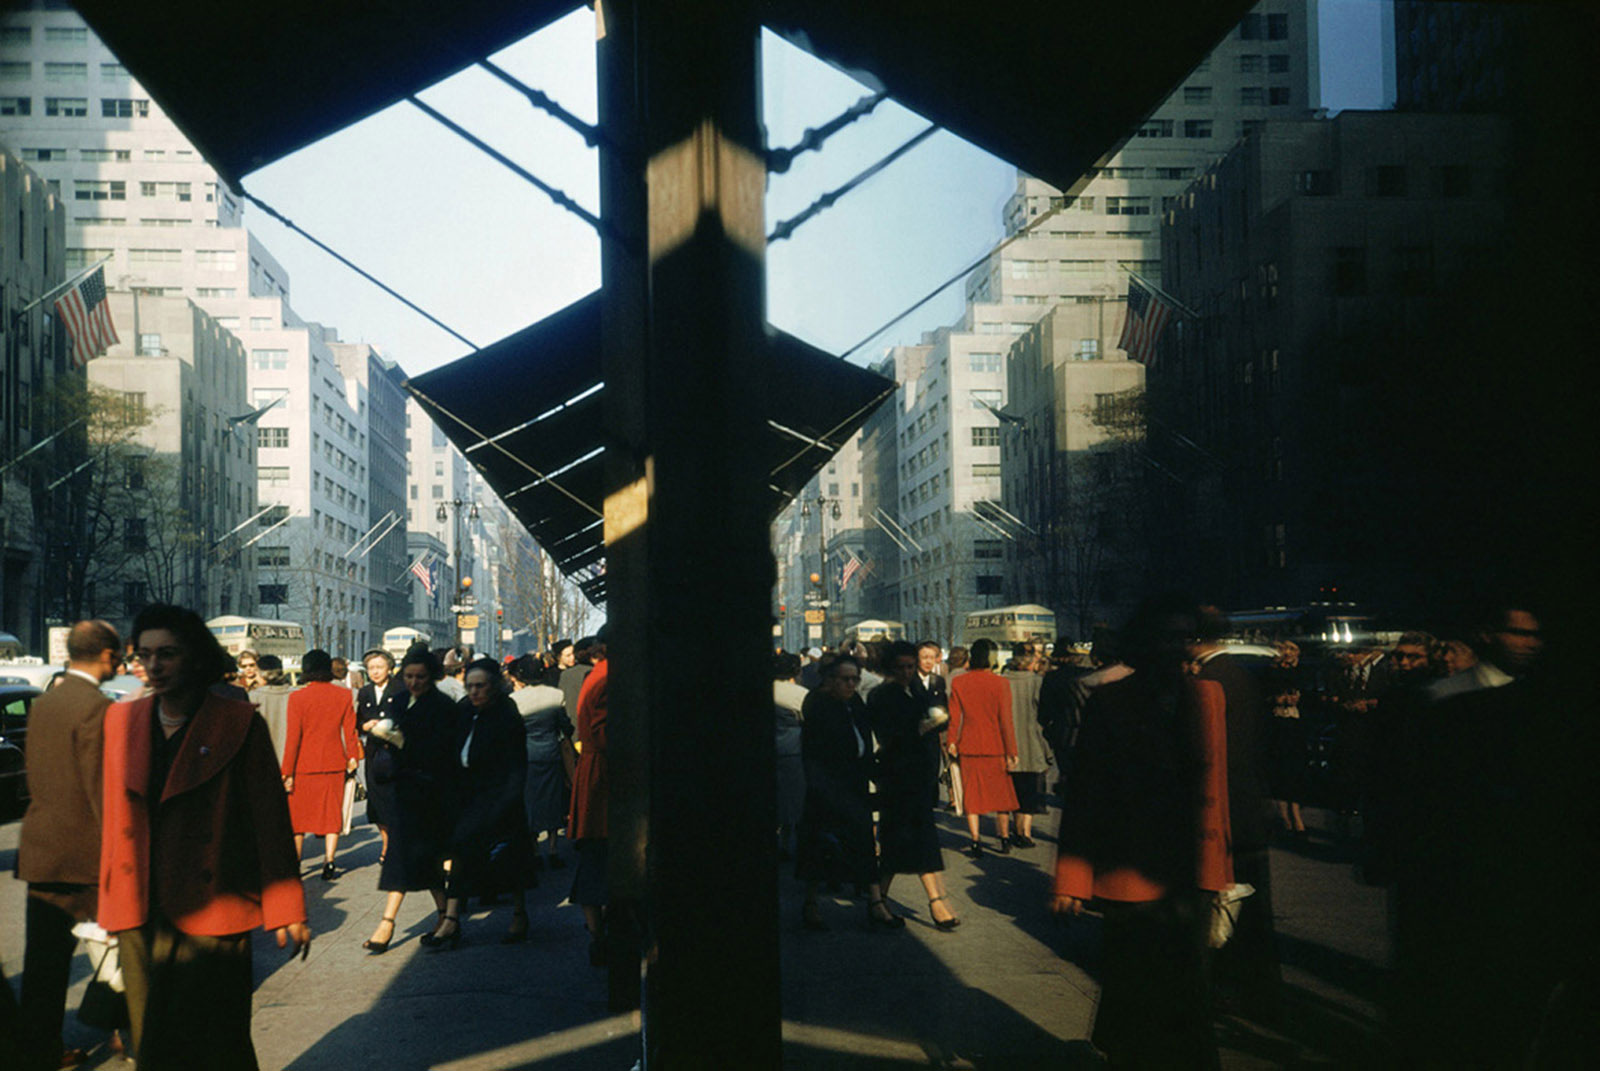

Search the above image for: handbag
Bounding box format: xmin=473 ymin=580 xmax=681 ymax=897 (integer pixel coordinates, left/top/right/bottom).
xmin=72 ymin=922 xmax=128 ymax=1031
xmin=1207 ymin=883 xmax=1256 ymax=949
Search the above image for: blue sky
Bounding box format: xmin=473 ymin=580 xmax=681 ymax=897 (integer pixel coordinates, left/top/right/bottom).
xmin=243 ymin=2 xmax=1390 ymax=378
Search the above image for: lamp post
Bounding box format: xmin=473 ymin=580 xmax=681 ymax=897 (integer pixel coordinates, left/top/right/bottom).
xmin=436 ymin=497 xmax=478 ymax=648
xmin=800 ymin=495 xmax=841 ymax=645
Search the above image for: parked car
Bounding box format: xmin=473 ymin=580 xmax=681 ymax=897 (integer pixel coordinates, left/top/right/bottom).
xmin=100 ymin=675 xmax=146 ymax=703
xmin=0 ymin=661 xmax=61 ymax=689
xmin=0 ymin=683 xmax=41 ymax=816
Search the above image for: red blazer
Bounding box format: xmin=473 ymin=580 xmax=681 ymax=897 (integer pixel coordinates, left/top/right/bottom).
xmin=100 ymin=692 xmax=306 ymax=936
xmin=569 ymin=658 xmax=608 ymax=842
xmin=1053 ymin=678 xmax=1233 ymax=903
xmin=280 ymin=681 xmax=360 ymax=777
xmin=949 ymin=670 xmax=1017 ymax=758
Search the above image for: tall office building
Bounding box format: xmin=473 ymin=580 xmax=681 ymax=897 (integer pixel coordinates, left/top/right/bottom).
xmin=0 ymin=5 xmax=376 ymax=649
xmin=405 ymin=395 xmax=476 ymax=645
xmin=879 ymin=0 xmax=1323 ymax=643
xmin=0 ymin=140 xmax=67 ymax=650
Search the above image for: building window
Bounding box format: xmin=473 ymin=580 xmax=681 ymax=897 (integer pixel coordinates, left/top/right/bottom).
xmin=1396 ymin=245 xmax=1433 ymax=296
xmin=122 ymin=392 xmax=147 ymax=423
xmin=258 ymin=427 xmax=289 ymax=449
xmin=432 ymin=484 xmax=444 ymax=498
xmin=1332 ymin=247 xmax=1366 ymax=296
xmin=124 ymin=581 xmax=148 ymax=611
xmin=1136 ymin=119 xmax=1173 ymax=138
xmin=74 ymin=180 xmax=126 ymax=201
xmin=80 ymin=148 xmax=131 ymax=161
xmin=195 ymin=287 xmax=236 ymax=298
xmin=137 ymin=332 xmax=162 ymax=356
xmin=250 ymin=316 xmax=275 ymax=330
xmin=0 ymin=95 xmax=30 ymax=114
xmin=0 ymin=62 xmax=30 ymax=81
xmin=1239 ymin=54 xmax=1263 ymax=73
xmin=101 ymin=97 xmax=150 ymax=118
xmin=45 ymin=26 xmax=88 ymax=43
xmin=123 ymin=517 xmax=148 ymax=550
xmin=1268 ymin=54 xmax=1290 ymax=73
xmin=1183 ymin=86 xmax=1212 ymax=104
xmin=1240 ymin=86 xmax=1265 ymax=106
xmin=129 ymin=248 xmax=181 ymax=264
xmin=1106 ymin=196 xmax=1151 ymax=216
xmin=258 ymin=546 xmax=291 ymax=569
xmin=101 ymin=62 xmax=128 ymax=79
xmin=971 ymin=427 xmax=1001 ymax=447
xmin=1368 ymin=166 xmax=1407 ymax=197
xmin=0 ymin=27 xmax=30 ymax=45
xmin=971 ymin=463 xmax=1001 ymax=479
xmin=1269 ymin=86 xmax=1291 ymax=105
xmin=1433 ymin=165 xmax=1470 ymax=197
xmin=43 ymin=96 xmax=90 ymax=117
xmin=1296 ymin=170 xmax=1334 ymax=196
xmin=975 ymin=575 xmax=1004 ymax=596
xmin=1183 ymin=120 xmax=1213 ymax=139
xmin=1240 ymin=13 xmax=1263 ymax=39
xmin=260 ymin=584 xmax=288 ymax=606
xmin=20 ymin=147 xmax=66 ymax=162
xmin=1155 ymin=167 xmax=1193 ymax=180
xmin=1267 ymin=13 xmax=1289 ymax=39
xmin=195 ymin=248 xmax=238 ymax=270
xmin=123 ymin=455 xmax=146 ymax=490
xmin=968 ymin=352 xmax=1002 ymax=373
xmin=139 ymin=180 xmax=191 ymax=201
xmin=1076 ymin=338 xmax=1101 ymax=360
xmin=260 ymin=466 xmax=290 ymax=484
xmin=252 ymin=387 xmax=288 ymax=409
xmin=251 ymin=349 xmax=289 ymax=370
xmin=974 ymin=540 xmax=1004 ymax=560
xmin=44 ymin=62 xmax=88 ymax=81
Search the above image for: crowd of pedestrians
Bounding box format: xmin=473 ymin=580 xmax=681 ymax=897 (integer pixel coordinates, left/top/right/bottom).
xmin=4 ymin=593 xmax=1588 ymax=1069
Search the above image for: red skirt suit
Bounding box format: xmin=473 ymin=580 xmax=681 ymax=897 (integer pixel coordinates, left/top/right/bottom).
xmin=948 ymin=669 xmax=1020 ymax=815
xmin=280 ymin=681 xmax=361 ymax=834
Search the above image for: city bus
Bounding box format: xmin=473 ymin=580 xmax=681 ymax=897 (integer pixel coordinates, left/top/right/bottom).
xmin=842 ymin=619 xmax=905 ymax=645
xmin=961 ymin=605 xmax=1057 ymax=648
xmin=206 ymin=616 xmax=306 ymax=663
xmin=382 ymin=626 xmax=431 ymax=661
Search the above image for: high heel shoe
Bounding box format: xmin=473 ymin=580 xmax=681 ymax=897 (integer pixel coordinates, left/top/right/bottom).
xmin=502 ymin=909 xmax=529 ymax=944
xmin=362 ymin=916 xmax=397 ymax=954
xmin=425 ymin=915 xmax=462 ymax=951
xmin=928 ymin=895 xmax=961 ymax=931
xmin=867 ymin=898 xmax=906 ymax=931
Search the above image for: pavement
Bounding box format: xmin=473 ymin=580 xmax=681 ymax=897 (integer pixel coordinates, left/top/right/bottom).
xmin=1 ymin=802 xmax=1389 ymax=1069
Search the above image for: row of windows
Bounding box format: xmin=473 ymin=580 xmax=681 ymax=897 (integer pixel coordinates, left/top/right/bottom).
xmin=1238 ymin=54 xmax=1292 ymax=74
xmin=1134 ymin=119 xmax=1218 ymax=139
xmin=0 ymin=26 xmax=93 ymax=46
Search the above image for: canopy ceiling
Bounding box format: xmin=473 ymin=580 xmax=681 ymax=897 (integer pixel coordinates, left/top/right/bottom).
xmin=405 ymin=293 xmax=895 ymax=604
xmin=73 ymin=0 xmax=1254 ymax=194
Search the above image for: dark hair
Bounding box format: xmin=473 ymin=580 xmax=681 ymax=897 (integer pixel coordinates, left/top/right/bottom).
xmin=510 ymin=654 xmax=544 ymax=686
xmin=66 ymin=619 xmax=121 ymax=663
xmin=1088 ymin=624 xmax=1119 ymax=666
xmin=257 ymin=654 xmax=284 ymax=672
xmin=1011 ymin=641 xmax=1031 ymax=661
xmin=887 ymin=640 xmax=919 ymax=664
xmin=774 ymin=652 xmax=802 ymax=680
xmin=131 ymin=604 xmax=232 ymax=687
xmin=1194 ymin=604 xmax=1230 ymax=643
xmin=574 ymin=636 xmax=597 ymax=658
xmin=820 ymin=653 xmax=860 ymax=680
xmin=552 ymin=638 xmax=573 ymax=656
xmin=463 ymin=657 xmax=506 ymax=696
xmin=947 ymin=646 xmax=969 ymax=668
xmin=971 ymin=639 xmax=1001 ymax=671
xmin=1119 ymin=593 xmax=1199 ymax=673
xmin=1396 ymin=631 xmax=1436 ymax=650
xmin=300 ymin=649 xmax=334 ymax=682
xmin=362 ymin=648 xmax=394 ymax=668
xmin=400 ymin=645 xmax=445 ymax=681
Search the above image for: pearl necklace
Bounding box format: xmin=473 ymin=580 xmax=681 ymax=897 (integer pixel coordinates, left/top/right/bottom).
xmin=155 ymin=699 xmax=190 ymax=730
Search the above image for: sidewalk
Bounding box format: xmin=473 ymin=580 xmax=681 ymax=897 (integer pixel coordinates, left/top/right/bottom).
xmin=1 ymin=804 xmax=1388 ymax=1069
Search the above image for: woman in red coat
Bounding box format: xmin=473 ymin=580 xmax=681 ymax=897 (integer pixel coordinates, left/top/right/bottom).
xmin=568 ymin=634 xmax=609 ymax=964
xmin=947 ymin=638 xmax=1020 ymax=855
xmin=101 ymin=604 xmax=309 ymax=1069
xmin=280 ymin=649 xmax=361 ymax=880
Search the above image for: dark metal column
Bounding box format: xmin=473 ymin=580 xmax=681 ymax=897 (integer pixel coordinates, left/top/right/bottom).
xmin=598 ymin=0 xmax=781 ymax=1065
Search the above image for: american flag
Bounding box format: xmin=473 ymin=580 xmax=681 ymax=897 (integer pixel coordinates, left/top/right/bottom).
xmin=54 ymin=266 xmax=119 ymax=368
xmin=409 ymin=555 xmax=438 ymax=596
xmin=1117 ymin=276 xmax=1176 ymax=367
xmin=840 ymin=554 xmax=861 ymax=591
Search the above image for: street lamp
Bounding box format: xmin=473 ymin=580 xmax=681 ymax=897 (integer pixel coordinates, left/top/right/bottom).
xmin=800 ymin=495 xmax=842 ymax=645
xmin=436 ymin=497 xmax=479 ymax=648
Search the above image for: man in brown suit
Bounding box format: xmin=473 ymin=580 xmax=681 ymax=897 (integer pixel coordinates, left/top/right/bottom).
xmin=15 ymin=620 xmax=120 ymax=1070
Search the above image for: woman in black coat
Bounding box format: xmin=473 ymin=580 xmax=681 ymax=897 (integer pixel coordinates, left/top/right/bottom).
xmin=795 ymin=655 xmax=899 ymax=931
xmin=431 ymin=658 xmax=536 ymax=947
xmin=363 ymin=647 xmax=460 ymax=953
xmin=868 ymin=641 xmax=959 ymax=929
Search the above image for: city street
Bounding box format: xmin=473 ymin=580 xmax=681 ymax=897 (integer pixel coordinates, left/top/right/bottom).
xmin=2 ymin=801 xmax=1388 ymax=1069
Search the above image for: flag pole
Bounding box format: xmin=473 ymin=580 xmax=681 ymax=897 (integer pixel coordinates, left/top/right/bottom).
xmin=12 ymin=254 xmax=116 ymax=321
xmin=1116 ymin=262 xmax=1200 ymax=319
